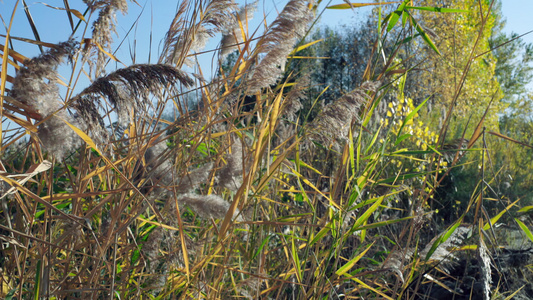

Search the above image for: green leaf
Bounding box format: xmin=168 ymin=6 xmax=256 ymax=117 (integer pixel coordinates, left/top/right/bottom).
xmin=395 ymin=133 xmax=412 ymax=145
xmin=353 ymin=215 xmax=415 ymax=231
xmin=252 ymin=236 xmax=270 ymax=260
xmin=425 ymin=219 xmax=462 ymax=260
xmin=5 ymin=288 xmax=17 ymax=300
xmin=483 ymin=199 xmax=520 ymax=231
xmin=364 ymin=125 xmax=382 ymax=155
xmin=291 ymin=238 xmax=302 ymax=282
xmin=387 ymin=0 xmax=409 ymax=32
xmin=310 ymin=224 xmax=332 ymax=246
xmin=515 ymin=218 xmax=533 ymax=243
xmin=336 ymin=242 xmax=374 ymax=276
xmin=34 ymin=260 xmax=42 ymax=300
xmin=349 ymin=127 xmax=356 ymax=176
xmin=405 ymin=6 xmax=468 ymax=13
xmin=518 ymin=206 xmax=533 ymax=213
xmin=352 ymin=196 xmax=385 ymax=229
xmin=407 ymin=12 xmax=441 ymax=55
xmin=378 ymin=172 xmax=424 ymax=184
xmin=296 ymin=159 xmax=322 ymax=175
xmin=389 ymin=149 xmax=432 ymax=155
xmin=131 ymin=249 xmax=141 ymax=266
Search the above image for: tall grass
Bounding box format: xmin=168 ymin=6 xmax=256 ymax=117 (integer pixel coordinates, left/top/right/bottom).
xmin=0 ymin=0 xmax=532 ymax=299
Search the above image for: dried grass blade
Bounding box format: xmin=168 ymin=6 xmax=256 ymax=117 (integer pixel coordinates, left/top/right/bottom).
xmin=1 ymin=1 xmax=20 ymax=148
xmin=81 ymin=157 xmax=132 ymax=181
xmin=289 ymin=39 xmax=323 ymax=55
xmin=22 ymin=0 xmax=43 ymax=53
xmin=0 ymin=160 xmax=51 ymax=199
xmin=0 ymin=174 xmax=79 ymax=222
xmin=256 ymin=141 xmax=298 ymax=193
xmin=0 ymin=43 xmax=27 ymax=63
xmin=288 ymin=165 xmax=340 ymax=210
xmin=0 ymin=35 xmax=60 ymax=49
xmin=327 ymin=2 xmax=399 ymax=9
xmin=40 ymin=2 xmax=86 ymax=23
xmin=136 ymin=216 xmax=180 ymax=232
xmin=468 ymin=97 xmax=495 ymax=148
xmin=94 ymin=41 xmax=122 ymax=63
xmin=488 ymin=131 xmax=533 ymax=149
xmin=349 ymin=276 xmax=394 ymax=300
xmin=3 ymin=112 xmax=38 ymax=132
xmin=63 ymin=0 xmax=74 ymax=28
xmin=59 ymin=116 xmax=166 ymax=228
xmin=504 ymin=286 xmax=526 ymax=300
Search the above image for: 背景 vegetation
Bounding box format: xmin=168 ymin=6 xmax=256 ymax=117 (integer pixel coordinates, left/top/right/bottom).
xmin=1 ymin=0 xmax=532 ymax=299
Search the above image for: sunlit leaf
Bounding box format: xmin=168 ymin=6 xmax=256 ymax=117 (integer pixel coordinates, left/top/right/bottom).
xmin=289 ymin=39 xmax=323 ymax=55
xmin=327 ymin=2 xmax=399 ymax=10
xmin=38 ymin=3 xmax=87 ymax=22
xmin=515 ymin=218 xmax=533 ymax=243
xmin=336 ymin=242 xmax=374 ymax=276
xmin=425 ymin=218 xmax=462 ymax=260
xmin=483 ymin=199 xmax=520 ymax=230
xmin=407 ymin=12 xmax=441 ymax=55
xmin=386 ymin=0 xmax=409 ymax=32
xmin=405 ymin=6 xmax=468 ymax=13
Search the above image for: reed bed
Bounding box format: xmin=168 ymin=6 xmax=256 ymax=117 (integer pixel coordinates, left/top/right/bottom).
xmin=0 ymin=0 xmax=531 ymax=299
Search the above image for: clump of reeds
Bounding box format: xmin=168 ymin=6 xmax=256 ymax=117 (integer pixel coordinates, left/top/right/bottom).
xmin=70 ymin=63 xmax=194 ymax=142
xmin=1 ymin=0 xmax=520 ymax=299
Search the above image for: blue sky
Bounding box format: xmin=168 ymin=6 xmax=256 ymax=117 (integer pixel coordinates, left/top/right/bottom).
xmin=1 ymin=0 xmax=532 ymax=81
xmin=501 ymin=0 xmax=533 ymax=45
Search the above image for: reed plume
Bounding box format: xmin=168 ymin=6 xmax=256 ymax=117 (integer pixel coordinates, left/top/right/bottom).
xmin=246 ymin=0 xmax=314 ymax=94
xmin=70 ymin=64 xmax=194 ymax=141
xmin=8 ymin=40 xmax=80 ymax=160
xmin=219 ymin=1 xmax=258 ymax=60
xmin=306 ymin=81 xmax=380 ymax=150
xmin=160 ymin=0 xmax=238 ymax=67
xmin=178 ymin=193 xmax=243 ymax=221
xmin=420 ymin=226 xmax=470 ymax=272
xmin=83 ymin=0 xmax=128 ymax=75
xmin=216 ymin=137 xmax=245 ymax=192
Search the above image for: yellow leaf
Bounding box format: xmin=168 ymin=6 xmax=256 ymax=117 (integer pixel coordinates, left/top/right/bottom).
xmin=336 ymin=242 xmax=374 ymax=276
xmin=94 ymin=41 xmax=122 ymax=63
xmin=289 ymin=39 xmax=323 ymax=55
xmin=327 ymin=2 xmax=400 ymax=9
xmin=38 ymin=3 xmax=86 ymax=22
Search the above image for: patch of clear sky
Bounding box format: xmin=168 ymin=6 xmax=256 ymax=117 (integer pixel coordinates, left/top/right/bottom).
xmin=0 ymin=0 xmax=531 ymax=88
